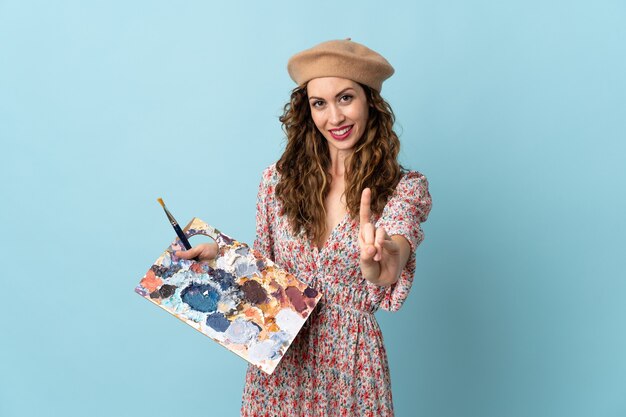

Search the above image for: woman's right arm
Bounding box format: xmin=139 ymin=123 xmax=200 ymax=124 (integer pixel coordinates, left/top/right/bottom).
xmin=252 ymin=166 xmax=276 ymax=261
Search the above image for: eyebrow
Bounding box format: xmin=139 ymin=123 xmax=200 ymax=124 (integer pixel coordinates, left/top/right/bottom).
xmin=308 ymin=88 xmax=355 ymax=101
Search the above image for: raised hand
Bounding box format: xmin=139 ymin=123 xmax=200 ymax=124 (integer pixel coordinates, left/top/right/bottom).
xmin=358 ymin=188 xmax=408 ymax=287
xmin=175 ymin=242 xmax=219 ymax=262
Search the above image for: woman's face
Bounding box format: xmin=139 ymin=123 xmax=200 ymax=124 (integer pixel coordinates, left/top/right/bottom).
xmin=306 ymin=77 xmax=369 ymax=156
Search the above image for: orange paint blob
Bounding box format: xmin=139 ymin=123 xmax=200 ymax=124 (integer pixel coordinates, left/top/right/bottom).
xmin=140 ymin=270 xmax=163 ymax=293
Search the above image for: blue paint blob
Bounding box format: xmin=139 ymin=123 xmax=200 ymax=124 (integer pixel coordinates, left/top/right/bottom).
xmin=234 ymin=259 xmax=259 ymax=278
xmin=206 ymin=312 xmax=231 ymax=332
xmin=235 ymin=246 xmax=250 ymax=256
xmin=181 ymin=283 xmax=220 ymax=313
xmin=212 ymin=269 xmax=236 ymax=290
xmin=162 ymin=264 xmax=182 ymax=279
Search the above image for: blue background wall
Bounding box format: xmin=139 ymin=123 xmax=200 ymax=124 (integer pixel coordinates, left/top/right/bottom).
xmin=1 ymin=1 xmax=625 ymax=416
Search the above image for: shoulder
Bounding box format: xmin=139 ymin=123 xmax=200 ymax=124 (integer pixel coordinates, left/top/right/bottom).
xmin=385 ymin=170 xmax=432 ymax=223
xmin=258 ymin=163 xmax=280 ymax=191
xmin=395 ymin=170 xmax=430 ymax=198
xmin=260 ymin=163 xmax=280 ymax=185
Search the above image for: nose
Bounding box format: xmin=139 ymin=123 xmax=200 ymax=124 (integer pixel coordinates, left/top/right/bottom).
xmin=328 ymin=104 xmax=345 ymax=126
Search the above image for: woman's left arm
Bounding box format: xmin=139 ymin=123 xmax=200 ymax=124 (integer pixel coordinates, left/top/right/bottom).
xmin=359 ymin=188 xmax=412 ymax=287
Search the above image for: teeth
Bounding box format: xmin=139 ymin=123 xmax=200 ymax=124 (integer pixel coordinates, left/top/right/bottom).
xmin=332 ymin=126 xmax=351 ymax=135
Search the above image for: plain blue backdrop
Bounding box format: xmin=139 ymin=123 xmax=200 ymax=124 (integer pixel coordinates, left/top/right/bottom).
xmin=1 ymin=1 xmax=625 ymax=416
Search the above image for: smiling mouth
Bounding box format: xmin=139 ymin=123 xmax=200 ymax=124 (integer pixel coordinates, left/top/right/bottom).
xmin=329 ymin=125 xmax=353 ymax=139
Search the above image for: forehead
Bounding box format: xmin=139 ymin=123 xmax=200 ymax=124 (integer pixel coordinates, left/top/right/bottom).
xmin=306 ymin=77 xmax=362 ymax=98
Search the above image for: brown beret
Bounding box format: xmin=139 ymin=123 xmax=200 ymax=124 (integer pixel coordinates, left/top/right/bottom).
xmin=287 ymin=39 xmax=394 ymax=92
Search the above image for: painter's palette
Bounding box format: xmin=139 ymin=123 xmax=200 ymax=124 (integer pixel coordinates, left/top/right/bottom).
xmin=135 ymin=218 xmax=321 ymax=374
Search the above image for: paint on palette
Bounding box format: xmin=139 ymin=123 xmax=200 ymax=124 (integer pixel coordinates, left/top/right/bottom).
xmin=135 ymin=217 xmax=322 ymax=375
xmin=241 ymin=280 xmax=268 ymax=304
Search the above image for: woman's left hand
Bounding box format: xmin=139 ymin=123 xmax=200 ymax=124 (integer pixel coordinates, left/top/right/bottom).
xmin=358 ymin=188 xmax=406 ymax=287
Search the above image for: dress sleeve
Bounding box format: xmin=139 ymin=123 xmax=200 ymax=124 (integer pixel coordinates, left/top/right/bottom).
xmin=367 ymin=171 xmax=432 ymax=312
xmin=253 ymin=165 xmax=277 ymax=261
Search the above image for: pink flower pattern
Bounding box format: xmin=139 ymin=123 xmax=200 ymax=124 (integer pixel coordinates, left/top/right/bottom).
xmin=241 ymin=164 xmax=432 ymax=417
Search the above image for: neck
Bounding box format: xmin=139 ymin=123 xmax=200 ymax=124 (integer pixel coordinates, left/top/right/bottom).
xmin=329 ymin=149 xmax=352 ymax=177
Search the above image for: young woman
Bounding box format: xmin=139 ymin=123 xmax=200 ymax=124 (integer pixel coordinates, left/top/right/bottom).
xmin=178 ymin=39 xmax=432 ymax=417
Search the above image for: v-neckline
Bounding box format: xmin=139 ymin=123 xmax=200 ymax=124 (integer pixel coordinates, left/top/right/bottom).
xmin=312 ymin=211 xmax=350 ymax=253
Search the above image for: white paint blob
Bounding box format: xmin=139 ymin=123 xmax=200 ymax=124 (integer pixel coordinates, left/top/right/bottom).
xmin=248 ymin=339 xmax=280 ymax=362
xmin=225 ymin=318 xmax=261 ymax=345
xmin=275 ymin=309 xmax=304 ymax=335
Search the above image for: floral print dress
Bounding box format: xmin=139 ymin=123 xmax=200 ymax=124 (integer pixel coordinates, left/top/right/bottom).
xmin=241 ymin=164 xmax=432 ymax=417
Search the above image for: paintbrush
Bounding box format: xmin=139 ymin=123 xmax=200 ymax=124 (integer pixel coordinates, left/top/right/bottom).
xmin=157 ymin=198 xmax=193 ymax=251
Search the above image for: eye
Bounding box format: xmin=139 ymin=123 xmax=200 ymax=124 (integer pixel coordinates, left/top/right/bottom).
xmin=311 ymin=100 xmax=325 ymax=108
xmin=339 ymin=94 xmax=353 ymax=103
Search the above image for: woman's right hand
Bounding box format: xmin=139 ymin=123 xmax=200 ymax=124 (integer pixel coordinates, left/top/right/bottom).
xmin=175 ymin=242 xmax=219 ymax=262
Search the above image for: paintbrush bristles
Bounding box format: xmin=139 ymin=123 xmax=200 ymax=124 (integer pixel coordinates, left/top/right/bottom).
xmin=157 ymin=198 xmax=177 ymax=226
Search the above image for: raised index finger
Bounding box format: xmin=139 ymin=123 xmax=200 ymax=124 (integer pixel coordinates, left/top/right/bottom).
xmin=360 ymin=188 xmax=372 ymax=226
